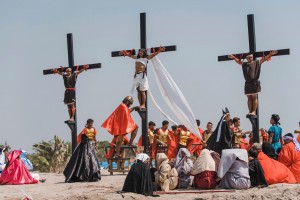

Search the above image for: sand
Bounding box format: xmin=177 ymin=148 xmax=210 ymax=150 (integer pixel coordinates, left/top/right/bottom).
xmin=1 ymin=170 xmax=300 ymax=200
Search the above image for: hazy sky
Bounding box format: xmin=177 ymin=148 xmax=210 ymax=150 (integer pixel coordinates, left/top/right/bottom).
xmin=1 ymin=1 xmax=300 ymax=152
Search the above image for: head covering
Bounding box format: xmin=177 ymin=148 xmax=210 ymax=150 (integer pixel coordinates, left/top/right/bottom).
xmin=246 ymin=53 xmax=253 ymax=58
xmin=135 ymin=153 xmax=150 ymax=162
xmin=283 ymin=135 xmax=300 ymax=152
xmin=262 ymin=142 xmax=277 ymax=159
xmin=174 ymin=148 xmax=191 ymax=172
xmin=218 ymin=149 xmax=248 ymax=178
xmin=271 ymin=114 xmax=280 ymax=125
xmin=191 ymin=149 xmax=215 ymax=175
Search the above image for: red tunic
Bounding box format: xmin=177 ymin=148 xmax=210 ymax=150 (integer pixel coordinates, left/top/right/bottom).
xmin=77 ymin=127 xmax=97 ymax=144
xmin=167 ymin=131 xmax=178 ymax=160
xmin=101 ymin=103 xmax=137 ymax=136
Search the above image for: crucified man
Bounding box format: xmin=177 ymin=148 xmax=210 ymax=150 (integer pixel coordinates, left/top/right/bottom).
xmin=229 ymin=51 xmax=278 ymax=116
xmin=52 ymin=65 xmax=89 ymax=122
xmin=119 ymin=47 xmax=165 ymax=109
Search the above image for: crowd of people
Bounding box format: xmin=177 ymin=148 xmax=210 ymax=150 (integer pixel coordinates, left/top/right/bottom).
xmin=120 ymin=110 xmax=300 ymax=196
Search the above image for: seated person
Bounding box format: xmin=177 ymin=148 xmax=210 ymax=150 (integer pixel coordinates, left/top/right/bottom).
xmin=0 ymin=150 xmax=38 ymax=185
xmin=0 ymin=147 xmax=8 ymax=173
xmin=122 ymin=153 xmax=154 ymax=196
xmin=218 ymin=149 xmax=251 ymax=189
xmin=192 ymin=149 xmax=218 ymax=189
xmin=248 ymin=143 xmax=268 ymax=187
xmin=278 ymin=133 xmax=300 ymax=183
xmin=262 ymin=142 xmax=278 ymax=160
xmin=174 ymin=148 xmax=193 ymax=188
xmin=252 ymin=143 xmax=296 ymax=185
xmin=155 ymin=153 xmax=178 ymax=191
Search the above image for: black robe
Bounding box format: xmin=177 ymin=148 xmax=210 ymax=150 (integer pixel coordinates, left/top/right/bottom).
xmin=206 ymin=115 xmax=233 ymax=155
xmin=63 ymin=134 xmax=101 ymax=182
xmin=249 ymin=159 xmax=268 ymax=187
xmin=122 ymin=160 xmax=153 ymax=196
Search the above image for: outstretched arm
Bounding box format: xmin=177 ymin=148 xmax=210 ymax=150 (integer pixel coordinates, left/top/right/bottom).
xmin=147 ymin=46 xmax=166 ymax=59
xmin=51 ymin=67 xmax=64 ymax=76
xmin=119 ymin=50 xmax=137 ymax=59
xmin=228 ymin=55 xmax=243 ymax=65
xmin=260 ymin=50 xmax=278 ymax=65
xmin=76 ymin=65 xmax=89 ymax=75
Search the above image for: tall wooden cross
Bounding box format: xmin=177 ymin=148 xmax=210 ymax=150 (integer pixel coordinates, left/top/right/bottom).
xmin=218 ymin=14 xmax=290 ymax=143
xmin=43 ymin=33 xmax=101 ymax=153
xmin=111 ymin=13 xmax=176 ymax=153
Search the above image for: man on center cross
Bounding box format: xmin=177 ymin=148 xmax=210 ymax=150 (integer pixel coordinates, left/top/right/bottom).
xmin=229 ymin=51 xmax=277 ymax=116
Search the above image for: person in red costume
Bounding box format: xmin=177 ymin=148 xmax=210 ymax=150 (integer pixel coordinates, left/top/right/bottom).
xmin=137 ymin=121 xmax=157 ymax=159
xmin=106 ymin=136 xmax=129 ymax=158
xmin=0 ymin=150 xmax=38 ymax=185
xmin=102 ymin=96 xmax=139 ymax=158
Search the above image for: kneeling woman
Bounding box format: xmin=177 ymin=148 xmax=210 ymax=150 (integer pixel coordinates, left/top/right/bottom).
xmin=64 ymin=119 xmax=101 ymax=182
xmin=122 ymin=153 xmax=154 ymax=196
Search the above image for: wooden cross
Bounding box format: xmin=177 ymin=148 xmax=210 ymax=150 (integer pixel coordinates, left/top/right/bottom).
xmin=43 ymin=33 xmax=101 ymax=153
xmin=111 ymin=13 xmax=176 ymax=153
xmin=218 ymin=14 xmax=290 ymax=143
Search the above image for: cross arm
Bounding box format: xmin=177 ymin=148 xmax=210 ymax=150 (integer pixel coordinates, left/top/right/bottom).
xmin=111 ymin=45 xmax=176 ymax=57
xmin=218 ymin=48 xmax=290 ymax=62
xmin=43 ymin=63 xmax=101 ymax=75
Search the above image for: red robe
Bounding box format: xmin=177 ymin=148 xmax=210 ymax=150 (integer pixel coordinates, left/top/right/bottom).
xmin=167 ymin=131 xmax=178 ymax=160
xmin=0 ymin=150 xmax=38 ymax=185
xmin=105 ymin=136 xmax=129 ymax=158
xmin=77 ymin=127 xmax=97 ymax=144
xmin=257 ymin=152 xmax=296 ymax=185
xmin=278 ymin=142 xmax=300 ymax=183
xmin=187 ymin=128 xmax=203 ymax=157
xmin=239 ymin=138 xmax=249 ymax=150
xmin=101 ymin=103 xmax=137 ymax=136
xmin=297 ymin=134 xmax=300 ymax=143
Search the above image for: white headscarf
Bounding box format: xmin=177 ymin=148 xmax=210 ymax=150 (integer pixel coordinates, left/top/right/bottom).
xmin=135 ymin=153 xmax=150 ymax=162
xmin=283 ymin=136 xmax=300 ymax=151
xmin=175 ymin=148 xmax=191 ymax=172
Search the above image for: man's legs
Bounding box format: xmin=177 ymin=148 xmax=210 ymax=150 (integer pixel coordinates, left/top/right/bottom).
xmin=129 ymin=126 xmax=138 ymax=145
xmin=67 ymin=103 xmax=76 ymax=121
xmin=251 ymin=94 xmax=258 ymax=115
xmin=137 ymin=90 xmax=146 ymax=108
xmin=247 ymin=95 xmax=253 ymax=114
xmin=115 ymin=135 xmax=125 ymax=157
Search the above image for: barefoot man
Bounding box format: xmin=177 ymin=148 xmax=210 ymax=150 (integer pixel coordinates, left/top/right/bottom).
xmin=229 ymin=51 xmax=278 ymax=115
xmin=101 ymin=96 xmax=139 ymax=158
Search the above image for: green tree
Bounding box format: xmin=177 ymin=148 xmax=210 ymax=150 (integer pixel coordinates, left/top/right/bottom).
xmin=28 ymin=135 xmax=71 ymax=173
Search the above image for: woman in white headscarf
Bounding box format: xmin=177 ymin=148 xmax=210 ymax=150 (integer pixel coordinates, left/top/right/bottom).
xmin=218 ymin=149 xmax=251 ymax=189
xmin=122 ymin=153 xmax=154 ymax=196
xmin=174 ymin=148 xmax=193 ymax=188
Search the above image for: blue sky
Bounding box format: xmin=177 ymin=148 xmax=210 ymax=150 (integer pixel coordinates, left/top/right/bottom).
xmin=1 ymin=0 xmax=300 ymax=152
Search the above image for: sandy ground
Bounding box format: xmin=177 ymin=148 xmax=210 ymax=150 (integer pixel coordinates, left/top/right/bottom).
xmin=1 ymin=170 xmax=300 ymax=200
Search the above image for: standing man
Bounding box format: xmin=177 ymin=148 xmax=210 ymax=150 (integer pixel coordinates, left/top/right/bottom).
xmin=102 ymin=96 xmax=139 ymax=158
xmin=52 ymin=65 xmax=89 ymax=122
xmin=229 ymin=51 xmax=278 ymax=115
xmin=202 ymin=122 xmax=213 ymax=147
xmin=231 ymin=117 xmax=251 ymax=148
xmin=156 ymin=120 xmax=171 ymax=155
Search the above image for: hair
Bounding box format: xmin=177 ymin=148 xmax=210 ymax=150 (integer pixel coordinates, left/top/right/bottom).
xmin=86 ymin=119 xmax=93 ymax=125
xmin=232 ymin=117 xmax=240 ymax=124
xmin=271 ymin=114 xmax=280 ymax=125
xmin=137 ymin=48 xmax=148 ymax=58
xmin=148 ymin=121 xmax=156 ymax=126
xmin=207 ymin=122 xmax=213 ymax=126
xmin=122 ymin=96 xmax=133 ymax=105
xmin=284 ymin=133 xmax=294 ymax=138
xmin=196 ymin=119 xmax=200 ymax=126
xmin=162 ymin=120 xmax=169 ymax=126
xmin=246 ymin=52 xmax=253 ymax=57
xmin=171 ymin=125 xmax=178 ymax=131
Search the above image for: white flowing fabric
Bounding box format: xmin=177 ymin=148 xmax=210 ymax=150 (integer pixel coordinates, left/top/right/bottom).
xmin=147 ymin=88 xmax=178 ymax=125
xmin=151 ymin=57 xmax=202 ymax=140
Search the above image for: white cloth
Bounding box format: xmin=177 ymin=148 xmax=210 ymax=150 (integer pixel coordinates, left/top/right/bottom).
xmin=131 ymin=73 xmax=149 ymax=93
xmin=283 ymin=136 xmax=300 ymax=151
xmin=218 ymin=149 xmax=249 ymax=178
xmin=191 ymin=149 xmax=216 ymax=175
xmin=135 ymin=153 xmax=149 ymax=162
xmin=148 ymin=88 xmax=178 ymax=125
xmin=151 ymin=57 xmax=202 ymax=140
